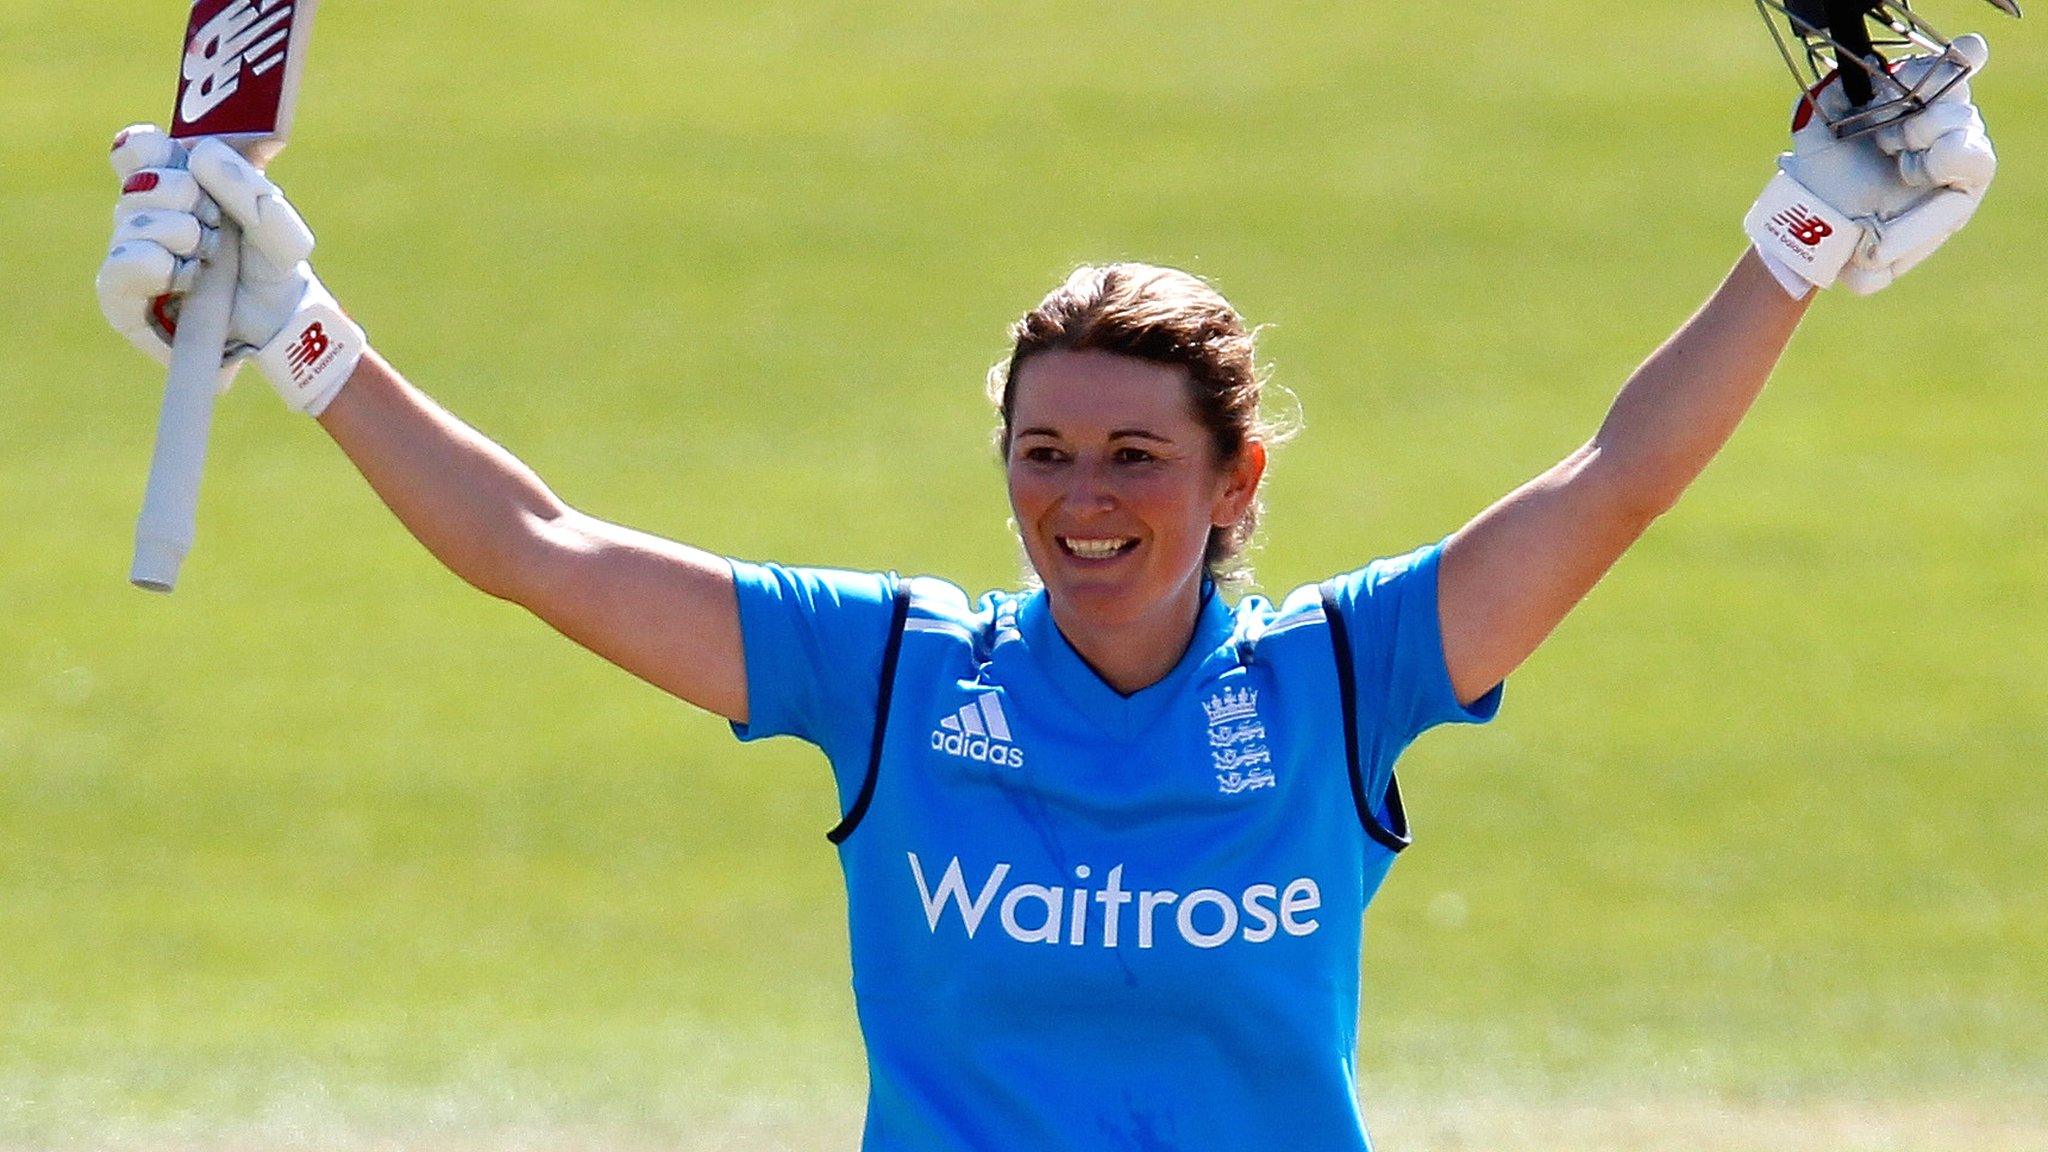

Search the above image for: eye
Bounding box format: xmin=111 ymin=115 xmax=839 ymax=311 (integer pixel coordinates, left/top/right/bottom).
xmin=1114 ymin=446 xmax=1158 ymax=464
xmin=1019 ymin=445 xmax=1066 ymax=464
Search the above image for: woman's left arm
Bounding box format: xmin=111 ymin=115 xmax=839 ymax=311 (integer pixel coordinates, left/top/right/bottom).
xmin=1436 ymin=249 xmax=1808 ymax=707
xmin=1434 ymin=32 xmax=1999 ymax=708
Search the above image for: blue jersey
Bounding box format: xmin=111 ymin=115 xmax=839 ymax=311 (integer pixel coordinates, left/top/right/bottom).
xmin=729 ymin=541 xmax=1501 ymax=1151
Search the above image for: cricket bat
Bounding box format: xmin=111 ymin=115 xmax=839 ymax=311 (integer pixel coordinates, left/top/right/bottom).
xmin=131 ymin=0 xmax=318 ymax=592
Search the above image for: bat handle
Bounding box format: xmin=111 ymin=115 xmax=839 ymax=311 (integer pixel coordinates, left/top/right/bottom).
xmin=131 ymin=217 xmax=241 ymax=593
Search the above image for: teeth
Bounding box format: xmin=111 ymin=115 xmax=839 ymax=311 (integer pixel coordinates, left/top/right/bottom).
xmin=1060 ymin=537 xmax=1134 ymax=559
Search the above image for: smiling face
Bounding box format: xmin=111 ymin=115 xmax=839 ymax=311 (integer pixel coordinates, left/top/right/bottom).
xmin=1005 ymin=348 xmax=1265 ymax=636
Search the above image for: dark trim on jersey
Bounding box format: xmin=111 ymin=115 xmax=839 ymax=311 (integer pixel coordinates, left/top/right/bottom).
xmin=1318 ymin=580 xmax=1412 ymax=854
xmin=826 ymin=578 xmax=915 ymax=845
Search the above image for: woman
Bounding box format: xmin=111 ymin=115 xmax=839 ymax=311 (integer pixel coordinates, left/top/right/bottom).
xmin=94 ymin=45 xmax=1996 ymax=1152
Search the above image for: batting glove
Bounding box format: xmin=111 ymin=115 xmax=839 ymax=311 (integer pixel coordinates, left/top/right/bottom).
xmin=1744 ymin=35 xmax=1996 ymax=298
xmin=96 ymin=124 xmax=364 ymax=416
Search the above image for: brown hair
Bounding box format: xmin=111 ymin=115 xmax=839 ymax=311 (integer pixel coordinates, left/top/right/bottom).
xmin=986 ymin=263 xmax=1296 ymax=588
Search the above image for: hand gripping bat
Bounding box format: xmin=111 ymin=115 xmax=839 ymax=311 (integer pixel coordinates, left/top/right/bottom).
xmin=131 ymin=0 xmax=319 ymax=592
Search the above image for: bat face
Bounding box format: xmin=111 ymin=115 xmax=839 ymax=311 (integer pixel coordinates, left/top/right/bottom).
xmin=172 ymin=0 xmax=318 ymax=162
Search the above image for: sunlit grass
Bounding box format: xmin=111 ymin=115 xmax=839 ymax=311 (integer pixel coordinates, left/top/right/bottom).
xmin=3 ymin=0 xmax=2044 ymax=1145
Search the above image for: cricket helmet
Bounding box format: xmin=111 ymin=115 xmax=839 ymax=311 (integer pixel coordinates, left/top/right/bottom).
xmin=1755 ymin=0 xmax=2020 ymax=137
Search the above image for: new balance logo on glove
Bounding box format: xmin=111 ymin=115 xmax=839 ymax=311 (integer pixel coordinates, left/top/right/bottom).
xmin=1745 ymin=170 xmax=1859 ymax=288
xmin=1770 ymin=206 xmax=1834 ymax=247
xmin=256 ymin=300 xmax=362 ymax=416
xmin=284 ymin=320 xmax=329 ymax=380
xmin=931 ymin=693 xmax=1025 ymax=768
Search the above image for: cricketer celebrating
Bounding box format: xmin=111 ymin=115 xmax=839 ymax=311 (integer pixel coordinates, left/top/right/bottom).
xmin=95 ymin=24 xmax=1999 ymax=1152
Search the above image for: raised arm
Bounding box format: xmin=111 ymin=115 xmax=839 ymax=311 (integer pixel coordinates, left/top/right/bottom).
xmin=316 ymin=352 xmax=749 ymax=722
xmin=96 ymin=126 xmax=749 ymax=723
xmin=1437 ymin=251 xmax=1805 ymax=706
xmin=1434 ymin=42 xmax=1996 ymax=706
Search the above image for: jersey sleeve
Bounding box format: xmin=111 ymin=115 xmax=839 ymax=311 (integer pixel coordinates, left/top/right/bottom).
xmin=726 ymin=560 xmax=899 ymax=783
xmin=1325 ymin=539 xmax=1502 ymax=807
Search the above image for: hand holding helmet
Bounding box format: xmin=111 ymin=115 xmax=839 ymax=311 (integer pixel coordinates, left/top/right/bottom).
xmin=1744 ymin=34 xmax=1996 ymax=296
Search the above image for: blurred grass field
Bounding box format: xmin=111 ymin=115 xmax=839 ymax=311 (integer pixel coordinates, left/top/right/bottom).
xmin=4 ymin=1 xmax=2046 ymax=1148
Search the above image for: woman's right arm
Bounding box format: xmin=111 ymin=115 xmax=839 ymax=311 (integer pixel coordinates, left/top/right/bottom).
xmin=96 ymin=128 xmax=748 ymax=722
xmin=316 ymin=350 xmax=749 ymax=724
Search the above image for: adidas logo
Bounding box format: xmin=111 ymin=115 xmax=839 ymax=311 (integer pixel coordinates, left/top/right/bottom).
xmin=931 ymin=693 xmax=1025 ymax=768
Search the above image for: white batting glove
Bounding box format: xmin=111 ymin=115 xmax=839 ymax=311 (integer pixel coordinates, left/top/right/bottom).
xmin=96 ymin=124 xmax=364 ymax=415
xmin=1744 ymin=35 xmax=1996 ymax=298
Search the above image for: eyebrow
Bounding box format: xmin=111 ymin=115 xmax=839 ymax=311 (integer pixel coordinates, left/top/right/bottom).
xmin=1014 ymin=427 xmax=1174 ymax=443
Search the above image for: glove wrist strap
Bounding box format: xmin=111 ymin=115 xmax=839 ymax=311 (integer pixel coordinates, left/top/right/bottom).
xmin=255 ymin=290 xmax=364 ymax=417
xmin=1743 ymin=171 xmax=1862 ymax=290
xmin=1753 ymin=244 xmax=1817 ymax=301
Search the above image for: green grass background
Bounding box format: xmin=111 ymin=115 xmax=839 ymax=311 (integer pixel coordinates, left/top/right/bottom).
xmin=4 ymin=1 xmax=2045 ymax=1147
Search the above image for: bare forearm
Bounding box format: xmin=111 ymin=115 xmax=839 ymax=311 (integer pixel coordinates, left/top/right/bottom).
xmin=1437 ymin=252 xmax=1813 ymax=699
xmin=1588 ymin=248 xmax=1813 ymax=517
xmin=314 ymin=349 xmax=566 ymax=598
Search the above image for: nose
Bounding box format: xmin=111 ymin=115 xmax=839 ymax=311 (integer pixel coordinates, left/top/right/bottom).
xmin=1063 ymin=455 xmax=1119 ymax=512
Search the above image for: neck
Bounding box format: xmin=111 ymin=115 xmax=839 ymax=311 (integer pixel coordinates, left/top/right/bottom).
xmin=1048 ymin=571 xmax=1209 ymax=696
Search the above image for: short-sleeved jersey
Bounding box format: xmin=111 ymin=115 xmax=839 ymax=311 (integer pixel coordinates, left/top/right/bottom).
xmin=729 ymin=541 xmax=1501 ymax=1152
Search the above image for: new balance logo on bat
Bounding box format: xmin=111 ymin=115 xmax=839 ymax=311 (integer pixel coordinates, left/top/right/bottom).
xmin=181 ymin=0 xmax=298 ymax=124
xmin=931 ymin=693 xmax=1025 ymax=768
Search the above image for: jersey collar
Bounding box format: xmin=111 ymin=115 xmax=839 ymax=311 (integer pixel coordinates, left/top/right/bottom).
xmin=1016 ymin=577 xmax=1235 ymax=742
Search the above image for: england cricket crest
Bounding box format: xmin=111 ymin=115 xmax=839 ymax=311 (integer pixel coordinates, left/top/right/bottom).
xmin=1202 ymin=685 xmax=1275 ymax=795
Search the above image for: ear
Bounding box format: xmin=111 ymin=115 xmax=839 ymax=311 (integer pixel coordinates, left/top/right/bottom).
xmin=1211 ymin=440 xmax=1267 ymax=527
